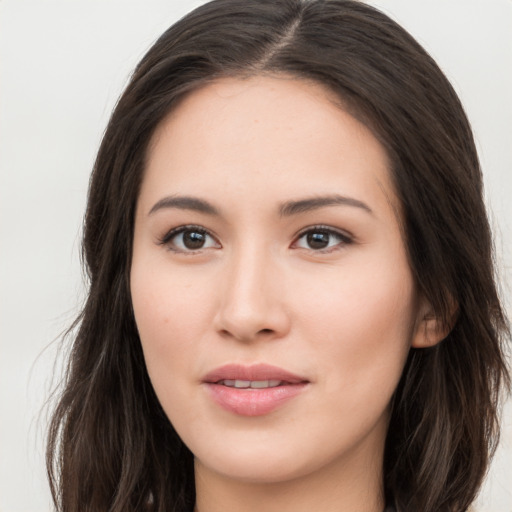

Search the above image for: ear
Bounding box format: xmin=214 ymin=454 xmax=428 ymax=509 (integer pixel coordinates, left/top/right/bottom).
xmin=411 ymin=296 xmax=458 ymax=348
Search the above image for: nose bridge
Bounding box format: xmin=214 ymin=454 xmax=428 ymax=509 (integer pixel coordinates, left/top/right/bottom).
xmin=215 ymin=240 xmax=288 ymax=341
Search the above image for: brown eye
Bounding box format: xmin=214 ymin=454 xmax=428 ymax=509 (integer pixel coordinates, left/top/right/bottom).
xmin=182 ymin=230 xmax=207 ymax=249
xmin=161 ymin=226 xmax=220 ymax=252
xmin=306 ymin=231 xmax=330 ymax=249
xmin=294 ymin=227 xmax=352 ymax=251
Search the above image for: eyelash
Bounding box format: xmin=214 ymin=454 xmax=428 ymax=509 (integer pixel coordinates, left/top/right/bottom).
xmin=293 ymin=225 xmax=354 ymax=253
xmin=158 ymin=225 xmax=219 ymax=253
xmin=158 ymin=224 xmax=354 ymax=254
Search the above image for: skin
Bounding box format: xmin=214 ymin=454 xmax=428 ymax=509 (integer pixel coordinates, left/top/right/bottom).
xmin=131 ymin=76 xmax=443 ymax=512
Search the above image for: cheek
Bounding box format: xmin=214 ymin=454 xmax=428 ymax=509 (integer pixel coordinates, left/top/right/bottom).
xmin=130 ymin=271 xmax=210 ymax=435
xmin=132 ymin=253 xmax=209 ymax=329
xmin=130 ymin=260 xmax=212 ymax=384
xmin=293 ymin=261 xmax=416 ymax=409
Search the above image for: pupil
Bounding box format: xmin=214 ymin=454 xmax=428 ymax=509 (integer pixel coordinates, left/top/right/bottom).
xmin=307 ymin=232 xmax=329 ymax=249
xmin=183 ymin=230 xmax=205 ymax=249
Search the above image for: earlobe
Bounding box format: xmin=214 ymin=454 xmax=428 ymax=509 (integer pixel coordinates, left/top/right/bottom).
xmin=411 ymin=297 xmax=458 ymax=348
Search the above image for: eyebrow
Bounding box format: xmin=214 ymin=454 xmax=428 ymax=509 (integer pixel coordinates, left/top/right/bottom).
xmin=279 ymin=195 xmax=373 ymax=216
xmin=148 ymin=193 xmax=373 ymax=217
xmin=149 ymin=195 xmax=220 ymax=216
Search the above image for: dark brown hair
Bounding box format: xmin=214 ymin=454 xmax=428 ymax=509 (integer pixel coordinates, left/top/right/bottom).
xmin=47 ymin=1 xmax=510 ymax=511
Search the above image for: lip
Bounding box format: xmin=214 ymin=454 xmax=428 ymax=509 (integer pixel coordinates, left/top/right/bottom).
xmin=202 ymin=363 xmax=309 ymax=417
xmin=202 ymin=363 xmax=308 ymax=384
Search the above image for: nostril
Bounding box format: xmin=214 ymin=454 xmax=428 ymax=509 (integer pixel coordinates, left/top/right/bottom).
xmin=259 ymin=328 xmax=274 ymax=335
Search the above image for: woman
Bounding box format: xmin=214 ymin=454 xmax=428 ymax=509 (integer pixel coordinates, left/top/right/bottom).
xmin=46 ymin=1 xmax=510 ymax=511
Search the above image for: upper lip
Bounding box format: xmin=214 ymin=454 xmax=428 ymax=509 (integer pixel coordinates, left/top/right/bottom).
xmin=202 ymin=363 xmax=309 ymax=384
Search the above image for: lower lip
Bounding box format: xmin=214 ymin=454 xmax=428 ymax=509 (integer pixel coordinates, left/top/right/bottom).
xmin=204 ymin=382 xmax=308 ymax=416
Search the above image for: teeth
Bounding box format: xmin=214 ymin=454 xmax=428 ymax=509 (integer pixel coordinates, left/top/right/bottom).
xmin=250 ymin=379 xmax=282 ymax=388
xmin=221 ymin=379 xmax=282 ymax=388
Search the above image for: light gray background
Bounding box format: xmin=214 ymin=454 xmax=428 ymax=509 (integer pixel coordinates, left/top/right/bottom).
xmin=1 ymin=1 xmax=511 ymax=511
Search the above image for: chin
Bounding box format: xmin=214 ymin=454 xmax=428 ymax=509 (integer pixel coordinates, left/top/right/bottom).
xmin=199 ymin=455 xmax=312 ymax=484
xmin=193 ymin=435 xmax=346 ymax=486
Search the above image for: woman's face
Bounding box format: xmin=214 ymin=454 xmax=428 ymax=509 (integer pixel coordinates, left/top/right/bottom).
xmin=131 ymin=76 xmax=429 ymax=484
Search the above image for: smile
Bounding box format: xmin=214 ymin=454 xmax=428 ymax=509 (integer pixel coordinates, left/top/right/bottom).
xmin=219 ymin=379 xmax=283 ymax=388
xmin=203 ymin=364 xmax=309 ymax=416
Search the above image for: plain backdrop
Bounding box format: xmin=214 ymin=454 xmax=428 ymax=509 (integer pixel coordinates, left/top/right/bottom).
xmin=1 ymin=1 xmax=511 ymax=511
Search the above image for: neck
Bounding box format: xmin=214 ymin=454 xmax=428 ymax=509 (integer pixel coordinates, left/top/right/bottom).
xmin=193 ymin=438 xmax=386 ymax=512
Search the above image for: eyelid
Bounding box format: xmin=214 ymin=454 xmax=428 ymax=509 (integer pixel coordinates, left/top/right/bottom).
xmin=156 ymin=223 xmax=353 ymax=253
xmin=157 ymin=224 xmax=221 ymax=252
xmin=291 ymin=224 xmax=354 ymax=251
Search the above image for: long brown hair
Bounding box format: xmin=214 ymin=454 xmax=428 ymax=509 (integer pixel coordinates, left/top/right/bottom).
xmin=47 ymin=1 xmax=510 ymax=511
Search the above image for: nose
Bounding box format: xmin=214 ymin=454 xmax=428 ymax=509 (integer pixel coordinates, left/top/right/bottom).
xmin=213 ymin=247 xmax=291 ymax=343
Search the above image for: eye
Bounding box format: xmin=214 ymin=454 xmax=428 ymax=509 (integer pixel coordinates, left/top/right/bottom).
xmin=159 ymin=225 xmax=220 ymax=252
xmin=293 ymin=226 xmax=353 ymax=252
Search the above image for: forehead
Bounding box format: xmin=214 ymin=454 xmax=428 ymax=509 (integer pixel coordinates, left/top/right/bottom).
xmin=150 ymin=75 xmax=377 ymax=155
xmin=142 ymin=75 xmax=398 ymax=219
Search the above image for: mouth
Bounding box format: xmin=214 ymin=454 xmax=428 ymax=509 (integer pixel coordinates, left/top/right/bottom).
xmin=215 ymin=379 xmax=288 ymax=389
xmin=202 ymin=363 xmax=310 ymax=416
xmin=202 ymin=363 xmax=309 ymax=385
